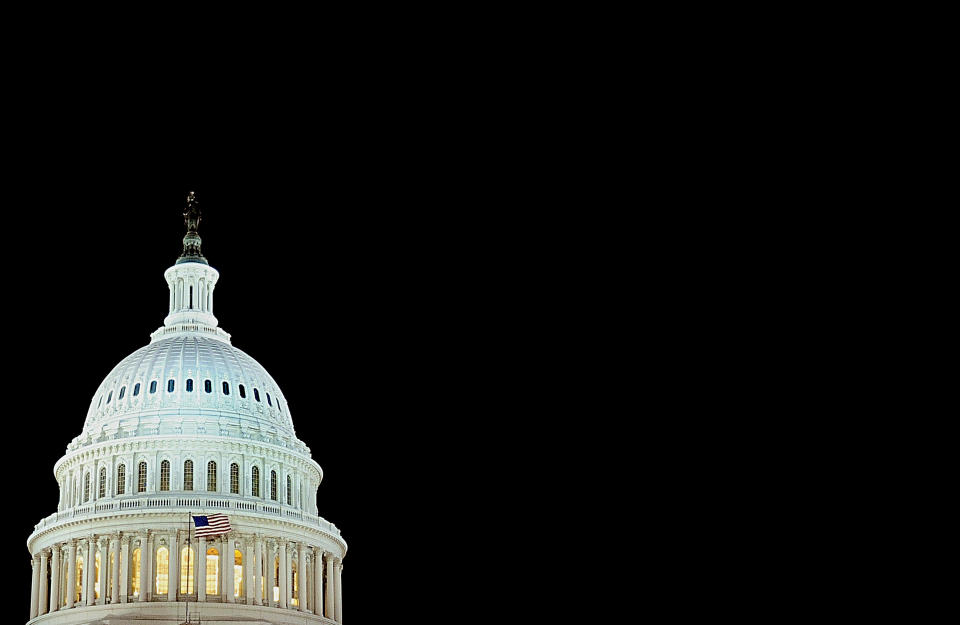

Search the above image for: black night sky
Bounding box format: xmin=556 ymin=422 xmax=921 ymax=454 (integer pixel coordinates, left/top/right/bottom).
xmin=3 ymin=157 xmax=514 ymax=622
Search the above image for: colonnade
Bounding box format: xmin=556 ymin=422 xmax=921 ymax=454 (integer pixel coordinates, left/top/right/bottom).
xmin=28 ymin=530 xmax=343 ymax=622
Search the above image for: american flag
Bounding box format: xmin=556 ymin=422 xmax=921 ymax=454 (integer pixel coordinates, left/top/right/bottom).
xmin=193 ymin=513 xmax=232 ymax=538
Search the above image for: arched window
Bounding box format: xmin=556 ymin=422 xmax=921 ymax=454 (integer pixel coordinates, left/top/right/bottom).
xmin=207 ymin=461 xmax=217 ymax=492
xmin=239 ymin=384 xmax=246 ymax=398
xmin=254 ymin=388 xmax=261 ymax=402
xmin=160 ymin=460 xmax=170 ymax=491
xmin=131 ymin=548 xmax=141 ymax=596
xmin=95 ymin=551 xmax=101 ymax=599
xmin=230 ymin=463 xmax=239 ymax=494
xmin=223 ymin=381 xmax=230 ymax=395
xmin=83 ymin=472 xmax=90 ymax=503
xmin=205 ymin=380 xmax=212 ymax=393
xmin=150 ymin=381 xmax=157 ymax=394
xmin=119 ymin=386 xmax=126 ymax=400
xmin=180 ymin=546 xmax=196 ymax=594
xmin=106 ymin=391 xmax=112 ymax=404
xmin=233 ymin=549 xmax=243 ymax=599
xmin=167 ymin=379 xmax=175 ymax=393
xmin=133 ymin=382 xmax=140 ymax=397
xmin=270 ymin=470 xmax=277 ymax=501
xmin=99 ymin=467 xmax=106 ymax=498
xmin=286 ymin=475 xmax=292 ymax=505
xmin=117 ymin=464 xmax=126 ymax=495
xmin=184 ymin=460 xmax=194 ymax=491
xmin=186 ymin=379 xmax=194 ymax=392
xmin=206 ymin=547 xmax=219 ymax=595
xmin=251 ymin=466 xmax=260 ymax=497
xmin=76 ymin=554 xmax=84 ymax=603
xmin=156 ymin=546 xmax=169 ymax=595
xmin=137 ymin=461 xmax=147 ymax=492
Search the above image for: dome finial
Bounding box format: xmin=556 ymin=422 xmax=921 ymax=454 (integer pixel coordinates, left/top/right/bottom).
xmin=177 ymin=191 xmax=208 ymax=264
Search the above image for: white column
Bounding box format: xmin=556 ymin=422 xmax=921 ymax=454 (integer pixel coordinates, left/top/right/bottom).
xmin=253 ymin=535 xmax=262 ymax=605
xmin=313 ymin=548 xmax=323 ymax=616
xmin=97 ymin=537 xmax=107 ymax=605
xmin=298 ymin=543 xmax=306 ymax=611
xmin=38 ymin=549 xmax=50 ymax=616
xmin=335 ymin=559 xmax=343 ymax=623
xmin=197 ymin=536 xmax=206 ymax=602
xmin=49 ymin=544 xmax=61 ymax=613
xmin=224 ymin=536 xmax=234 ymax=602
xmin=278 ymin=540 xmax=288 ymax=608
xmin=66 ymin=541 xmax=77 ymax=609
xmin=138 ymin=534 xmax=149 ymax=602
xmin=324 ymin=553 xmax=334 ymax=620
xmin=209 ymin=285 xmax=214 ymax=315
xmin=119 ymin=535 xmax=130 ymax=603
xmin=110 ymin=535 xmax=120 ymax=604
xmin=168 ymin=534 xmax=179 ymax=601
xmin=30 ymin=554 xmax=40 ymax=619
xmin=266 ymin=540 xmax=276 ymax=608
xmin=85 ymin=537 xmax=96 ymax=606
xmin=245 ymin=537 xmax=254 ymax=605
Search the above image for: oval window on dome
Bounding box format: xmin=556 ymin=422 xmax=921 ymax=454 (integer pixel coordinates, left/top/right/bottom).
xmin=167 ymin=379 xmax=175 ymax=393
xmin=266 ymin=393 xmax=272 ymax=407
xmin=133 ymin=383 xmax=141 ymax=397
xmin=150 ymin=381 xmax=157 ymax=394
xmin=254 ymin=388 xmax=261 ymax=402
xmin=223 ymin=381 xmax=230 ymax=396
xmin=239 ymin=384 xmax=246 ymax=399
xmin=205 ymin=380 xmax=212 ymax=394
xmin=119 ymin=386 xmax=126 ymax=400
xmin=186 ymin=379 xmax=194 ymax=392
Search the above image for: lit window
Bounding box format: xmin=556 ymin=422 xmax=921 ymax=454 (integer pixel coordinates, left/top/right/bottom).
xmin=160 ymin=460 xmax=170 ymax=491
xmin=184 ymin=460 xmax=194 ymax=491
xmin=234 ymin=550 xmax=243 ymax=598
xmin=230 ymin=463 xmax=239 ymax=494
xmin=117 ymin=464 xmax=125 ymax=495
xmin=223 ymin=381 xmax=230 ymax=396
xmin=150 ymin=381 xmax=157 ymax=394
xmin=186 ymin=379 xmax=194 ymax=392
xmin=207 ymin=461 xmax=217 ymax=492
xmin=131 ymin=549 xmax=141 ymax=596
xmin=137 ymin=461 xmax=147 ymax=492
xmin=133 ymin=383 xmax=140 ymax=396
xmin=180 ymin=546 xmax=196 ymax=594
xmin=206 ymin=547 xmax=219 ymax=595
xmin=156 ymin=546 xmax=169 ymax=595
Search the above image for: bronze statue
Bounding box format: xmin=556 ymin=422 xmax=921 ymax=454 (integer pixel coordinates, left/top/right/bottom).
xmin=183 ymin=191 xmax=201 ymax=233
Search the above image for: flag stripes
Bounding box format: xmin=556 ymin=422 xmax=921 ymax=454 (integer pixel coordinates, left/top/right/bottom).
xmin=193 ymin=513 xmax=232 ymax=537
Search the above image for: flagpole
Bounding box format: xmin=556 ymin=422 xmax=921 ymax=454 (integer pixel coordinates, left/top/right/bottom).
xmin=185 ymin=511 xmax=191 ymax=624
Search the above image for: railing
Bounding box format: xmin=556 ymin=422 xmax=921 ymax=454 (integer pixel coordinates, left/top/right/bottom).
xmin=33 ymin=495 xmax=341 ymax=539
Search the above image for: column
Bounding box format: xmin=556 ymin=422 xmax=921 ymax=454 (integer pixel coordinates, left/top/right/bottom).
xmin=138 ymin=534 xmax=149 ymax=602
xmin=38 ymin=549 xmax=50 ymax=616
xmin=119 ymin=535 xmax=130 ymax=603
xmin=86 ymin=537 xmax=96 ymax=605
xmin=266 ymin=540 xmax=275 ymax=608
xmin=278 ymin=540 xmax=288 ymax=608
xmin=254 ymin=535 xmax=263 ymax=606
xmin=49 ymin=544 xmax=61 ymax=614
xmin=245 ymin=537 xmax=255 ymax=605
xmin=97 ymin=537 xmax=108 ymax=605
xmin=110 ymin=534 xmax=120 ymax=604
xmin=168 ymin=534 xmax=179 ymax=601
xmin=298 ymin=543 xmax=306 ymax=611
xmin=30 ymin=554 xmax=39 ymax=619
xmin=66 ymin=541 xmax=77 ymax=609
xmin=334 ymin=559 xmax=343 ymax=623
xmin=197 ymin=536 xmax=206 ymax=602
xmin=224 ymin=536 xmax=235 ymax=602
xmin=313 ymin=548 xmax=323 ymax=617
xmin=324 ymin=553 xmax=334 ymax=620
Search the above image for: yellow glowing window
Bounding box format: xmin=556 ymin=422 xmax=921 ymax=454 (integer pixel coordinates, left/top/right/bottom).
xmin=234 ymin=549 xmax=243 ymax=597
xmin=95 ymin=552 xmax=101 ymax=599
xmin=156 ymin=547 xmax=169 ymax=595
xmin=76 ymin=555 xmax=84 ymax=603
xmin=180 ymin=547 xmax=196 ymax=594
xmin=206 ymin=548 xmax=219 ymax=595
xmin=131 ymin=548 xmax=141 ymax=596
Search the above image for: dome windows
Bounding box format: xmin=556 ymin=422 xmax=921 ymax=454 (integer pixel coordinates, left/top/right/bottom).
xmin=254 ymin=388 xmax=261 ymax=402
xmin=270 ymin=470 xmax=277 ymax=500
xmin=207 ymin=461 xmax=217 ymax=491
xmin=186 ymin=379 xmax=194 ymax=393
xmin=230 ymin=463 xmax=239 ymax=494
xmin=266 ymin=393 xmax=272 ymax=407
xmin=133 ymin=383 xmax=140 ymax=397
xmin=167 ymin=379 xmax=175 ymax=393
xmin=99 ymin=467 xmax=106 ymax=498
xmin=119 ymin=386 xmax=126 ymax=400
xmin=160 ymin=460 xmax=170 ymax=491
xmin=106 ymin=391 xmax=112 ymax=404
xmin=116 ymin=464 xmax=125 ymax=495
xmin=184 ymin=460 xmax=194 ymax=491
xmin=239 ymin=384 xmax=246 ymax=399
xmin=150 ymin=381 xmax=157 ymax=394
xmin=205 ymin=380 xmax=212 ymax=394
xmin=137 ymin=461 xmax=147 ymax=493
xmin=223 ymin=381 xmax=230 ymax=396
xmin=252 ymin=466 xmax=260 ymax=497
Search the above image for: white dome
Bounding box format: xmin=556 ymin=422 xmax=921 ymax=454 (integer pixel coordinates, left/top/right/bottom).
xmin=74 ymin=334 xmax=300 ymax=451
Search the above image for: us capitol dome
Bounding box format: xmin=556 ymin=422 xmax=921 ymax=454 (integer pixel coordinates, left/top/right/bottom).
xmin=26 ymin=193 xmax=347 ymax=625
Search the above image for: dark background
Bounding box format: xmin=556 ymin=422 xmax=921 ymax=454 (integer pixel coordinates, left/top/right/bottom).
xmin=2 ymin=158 xmax=523 ymax=621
